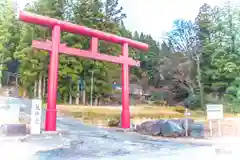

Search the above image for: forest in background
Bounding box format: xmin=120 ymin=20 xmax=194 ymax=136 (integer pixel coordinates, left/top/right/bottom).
xmin=1 ymin=0 xmax=240 ymax=112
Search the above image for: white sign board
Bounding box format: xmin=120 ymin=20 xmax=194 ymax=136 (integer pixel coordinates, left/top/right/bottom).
xmin=0 ymin=101 xmax=20 ymax=125
xmin=30 ymin=99 xmax=42 ymax=134
xmin=206 ymin=104 xmax=223 ymax=120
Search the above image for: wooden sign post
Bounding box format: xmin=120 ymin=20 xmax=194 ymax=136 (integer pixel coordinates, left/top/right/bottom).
xmin=206 ymin=104 xmax=223 ymax=137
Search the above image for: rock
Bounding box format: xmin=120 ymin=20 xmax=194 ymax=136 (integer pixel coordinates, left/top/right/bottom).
xmin=136 ymin=120 xmax=164 ymax=136
xmin=131 ymin=123 xmax=137 ymax=130
xmin=0 ymin=124 xmax=27 ymax=136
xmin=190 ymin=123 xmax=204 ymax=138
xmin=165 ymin=119 xmax=195 ymax=136
xmin=177 ymin=118 xmax=195 ymax=136
xmin=135 ymin=119 xmax=198 ymax=138
xmin=179 ymin=118 xmax=195 ymax=130
xmin=159 ymin=120 xmax=184 ymax=137
xmin=136 ymin=120 xmax=157 ymax=134
xmin=150 ymin=120 xmax=165 ymax=136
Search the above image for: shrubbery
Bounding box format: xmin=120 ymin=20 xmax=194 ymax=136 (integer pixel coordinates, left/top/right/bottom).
xmin=184 ymin=94 xmax=201 ymax=109
xmin=108 ymin=117 xmax=120 ymax=127
xmin=173 ymin=106 xmax=185 ymax=113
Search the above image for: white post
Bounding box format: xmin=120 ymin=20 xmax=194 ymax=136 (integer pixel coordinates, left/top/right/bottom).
xmin=185 ymin=108 xmax=188 ymax=137
xmin=30 ymin=99 xmax=42 ymax=134
xmin=185 ymin=119 xmax=188 ymax=137
xmin=218 ymin=119 xmax=221 ymax=137
xmin=209 ymin=120 xmax=213 ymax=137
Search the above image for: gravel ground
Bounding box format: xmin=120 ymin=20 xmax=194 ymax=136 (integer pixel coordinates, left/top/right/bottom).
xmin=2 ymin=116 xmax=240 ymax=160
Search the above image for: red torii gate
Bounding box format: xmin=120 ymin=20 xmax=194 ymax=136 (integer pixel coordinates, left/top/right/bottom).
xmin=17 ymin=10 xmax=148 ymax=131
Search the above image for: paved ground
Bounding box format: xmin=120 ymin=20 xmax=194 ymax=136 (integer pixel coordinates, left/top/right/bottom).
xmin=2 ymin=116 xmax=240 ymax=159
xmin=0 ymin=116 xmax=212 ymax=160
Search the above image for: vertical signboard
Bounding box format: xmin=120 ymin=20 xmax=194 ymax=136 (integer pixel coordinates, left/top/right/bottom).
xmin=206 ymin=104 xmax=223 ymax=137
xmin=30 ymin=99 xmax=42 ymax=134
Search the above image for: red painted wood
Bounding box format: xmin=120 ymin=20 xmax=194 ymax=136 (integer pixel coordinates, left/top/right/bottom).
xmin=45 ymin=26 xmax=61 ymax=131
xmin=121 ymin=43 xmax=130 ymax=128
xmin=18 ymin=11 xmax=148 ymax=51
xmin=32 ymin=40 xmax=140 ymax=66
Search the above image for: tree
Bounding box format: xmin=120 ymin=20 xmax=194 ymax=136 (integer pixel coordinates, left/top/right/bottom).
xmin=0 ymin=0 xmax=21 ymax=87
xmin=104 ymin=0 xmax=126 ymax=23
xmin=166 ymin=19 xmax=204 ymax=107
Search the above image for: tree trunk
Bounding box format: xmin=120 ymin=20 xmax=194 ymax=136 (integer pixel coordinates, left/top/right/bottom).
xmin=82 ymin=80 xmax=86 ymax=105
xmin=23 ymin=90 xmax=27 ymax=97
xmin=0 ymin=64 xmax=3 ymax=88
xmin=94 ymin=97 xmax=98 ymax=106
xmin=15 ymin=74 xmax=18 ymax=86
xmin=69 ymin=81 xmax=72 ymax=104
xmin=69 ymin=94 xmax=72 ymax=104
xmin=34 ymin=80 xmax=38 ymax=98
xmin=75 ymin=94 xmax=79 ymax=104
xmin=196 ymin=56 xmax=204 ymax=108
xmin=82 ymin=90 xmax=86 ymax=104
xmin=64 ymin=93 xmax=68 ymax=104
xmin=43 ymin=76 xmax=46 ymax=98
xmin=75 ymin=82 xmax=80 ymax=105
xmin=38 ymin=74 xmax=42 ymax=99
xmin=0 ymin=56 xmax=4 ymax=88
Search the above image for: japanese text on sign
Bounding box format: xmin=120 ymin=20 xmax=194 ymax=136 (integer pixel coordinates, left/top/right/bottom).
xmin=30 ymin=99 xmax=42 ymax=134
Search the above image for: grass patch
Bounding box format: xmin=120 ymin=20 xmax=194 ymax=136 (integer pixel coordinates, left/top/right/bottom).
xmin=58 ymin=105 xmax=188 ymax=118
xmin=57 ymin=105 xmax=208 ymax=126
xmin=57 ymin=104 xmax=240 ymax=126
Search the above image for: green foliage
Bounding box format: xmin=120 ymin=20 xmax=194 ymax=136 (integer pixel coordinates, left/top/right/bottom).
xmin=1 ymin=0 xmax=240 ymax=114
xmin=0 ymin=0 xmax=20 ymax=64
xmin=184 ymin=94 xmax=201 ymax=109
xmin=108 ymin=116 xmax=120 ymax=127
xmin=153 ymin=100 xmax=167 ymax=106
xmin=225 ymin=77 xmax=240 ymax=102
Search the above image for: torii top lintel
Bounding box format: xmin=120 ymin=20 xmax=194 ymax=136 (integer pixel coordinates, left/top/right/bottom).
xmin=17 ymin=11 xmax=148 ymax=51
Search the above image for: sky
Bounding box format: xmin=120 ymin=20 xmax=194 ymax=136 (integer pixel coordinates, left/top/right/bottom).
xmin=119 ymin=0 xmax=229 ymax=41
xmin=20 ymin=0 xmax=236 ymax=41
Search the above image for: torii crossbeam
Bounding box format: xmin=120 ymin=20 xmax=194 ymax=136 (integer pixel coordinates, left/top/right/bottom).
xmin=17 ymin=10 xmax=148 ymax=131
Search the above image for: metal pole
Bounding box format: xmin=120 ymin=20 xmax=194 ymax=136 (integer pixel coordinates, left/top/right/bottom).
xmin=185 ymin=108 xmax=188 ymax=137
xmin=90 ymin=71 xmax=94 ymax=106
